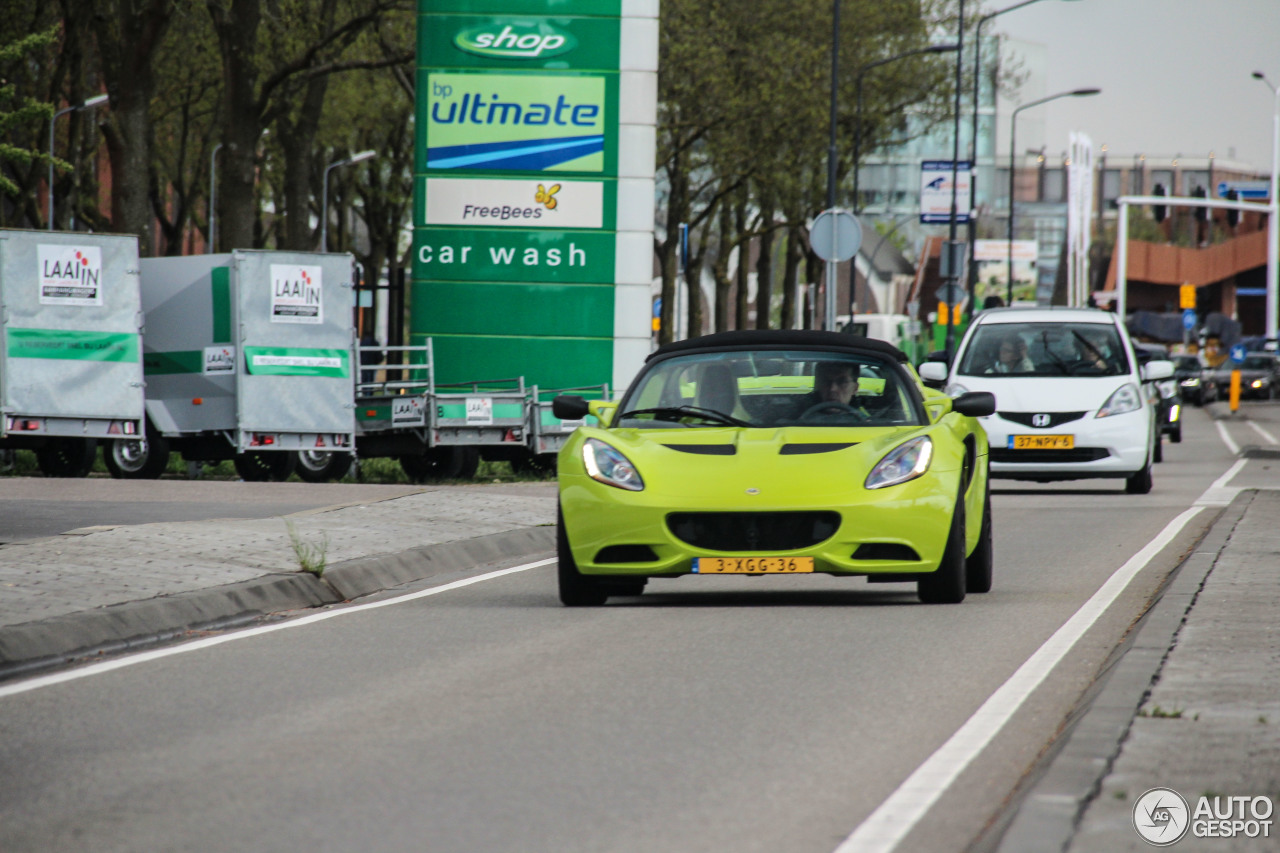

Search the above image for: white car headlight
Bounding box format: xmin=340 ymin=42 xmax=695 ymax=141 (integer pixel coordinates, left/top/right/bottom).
xmin=1180 ymin=377 xmax=1200 ymax=387
xmin=865 ymin=436 xmax=933 ymax=490
xmin=1096 ymin=383 xmax=1143 ymax=418
xmin=583 ymin=438 xmax=644 ymax=491
xmin=1252 ymin=378 xmax=1269 ymax=389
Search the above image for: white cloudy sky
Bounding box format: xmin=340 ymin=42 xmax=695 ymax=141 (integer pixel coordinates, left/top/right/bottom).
xmin=990 ymin=0 xmax=1280 ymax=170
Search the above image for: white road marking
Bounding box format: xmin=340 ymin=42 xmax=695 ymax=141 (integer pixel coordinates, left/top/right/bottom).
xmin=833 ymin=486 xmax=1221 ymax=852
xmin=0 ymin=558 xmax=555 ymax=700
xmin=1247 ymin=420 xmax=1278 ymax=444
xmin=1215 ymin=420 xmax=1240 ymax=455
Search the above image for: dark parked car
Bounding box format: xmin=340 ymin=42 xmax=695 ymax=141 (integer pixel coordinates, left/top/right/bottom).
xmin=1172 ymin=354 xmax=1218 ymax=406
xmin=1212 ymin=353 xmax=1280 ymax=400
xmin=1135 ymin=343 xmax=1182 ymax=445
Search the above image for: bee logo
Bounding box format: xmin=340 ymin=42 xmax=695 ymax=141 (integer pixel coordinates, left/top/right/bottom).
xmin=535 ymin=183 xmax=561 ymax=210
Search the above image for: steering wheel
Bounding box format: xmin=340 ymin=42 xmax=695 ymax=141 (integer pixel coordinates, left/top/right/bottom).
xmin=800 ymin=401 xmax=863 ymax=421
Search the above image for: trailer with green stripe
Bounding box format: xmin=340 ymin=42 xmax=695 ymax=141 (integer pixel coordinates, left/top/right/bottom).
xmin=0 ymin=228 xmax=146 ymax=476
xmin=352 ymin=340 xmax=530 ymax=480
xmin=109 ymin=251 xmax=358 ymax=481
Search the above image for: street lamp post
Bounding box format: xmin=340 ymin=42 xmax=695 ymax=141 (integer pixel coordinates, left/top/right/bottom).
xmin=1253 ymin=71 xmax=1279 ymax=342
xmin=968 ymin=1 xmax=1083 ymax=317
xmin=1007 ymin=88 xmax=1100 ymax=304
xmin=320 ymin=150 xmax=375 ymax=251
xmin=943 ymin=0 xmax=965 ymax=361
xmin=47 ymin=94 xmax=108 ymax=231
xmin=852 ymin=43 xmax=959 ymax=214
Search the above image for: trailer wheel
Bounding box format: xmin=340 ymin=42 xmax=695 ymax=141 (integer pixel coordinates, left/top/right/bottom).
xmin=509 ymin=451 xmax=556 ymax=476
xmin=35 ymin=439 xmax=97 ymax=478
xmin=398 ymin=447 xmax=478 ymax=482
xmin=104 ymin=424 xmax=170 ymax=479
xmin=294 ymin=450 xmax=353 ymax=483
xmin=233 ymin=451 xmax=296 ymax=482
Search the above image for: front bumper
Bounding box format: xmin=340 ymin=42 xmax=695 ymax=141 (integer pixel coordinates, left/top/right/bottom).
xmin=559 ymin=472 xmax=958 ymax=578
xmin=982 ymin=408 xmax=1150 ymax=479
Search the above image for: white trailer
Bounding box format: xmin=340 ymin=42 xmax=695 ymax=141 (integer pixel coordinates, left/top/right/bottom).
xmin=0 ymin=229 xmax=145 ymax=476
xmin=103 ymin=251 xmax=358 ymax=480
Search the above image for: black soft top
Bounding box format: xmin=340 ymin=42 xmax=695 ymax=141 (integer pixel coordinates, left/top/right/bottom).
xmin=649 ymin=329 xmax=908 ymax=363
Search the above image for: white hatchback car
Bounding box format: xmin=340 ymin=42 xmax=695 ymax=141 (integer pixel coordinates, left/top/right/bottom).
xmin=919 ymin=308 xmax=1173 ymax=494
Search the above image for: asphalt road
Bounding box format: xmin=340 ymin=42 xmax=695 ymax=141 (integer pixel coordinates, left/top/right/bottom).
xmin=0 ymin=406 xmax=1245 ymax=853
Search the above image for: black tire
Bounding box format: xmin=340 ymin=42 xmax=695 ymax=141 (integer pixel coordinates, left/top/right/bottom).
xmin=35 ymin=438 xmax=97 ymax=478
xmin=233 ymin=451 xmax=296 ymax=482
xmin=1153 ymin=433 xmax=1164 ymax=463
xmin=509 ymin=451 xmax=557 ymax=476
xmin=104 ymin=424 xmax=170 ymax=479
xmin=965 ymin=482 xmax=993 ymax=594
xmin=1171 ymin=422 xmax=1182 ymax=444
xmin=294 ymin=450 xmax=353 ymax=483
xmin=557 ymin=505 xmax=607 ymax=606
xmin=919 ymin=491 xmax=967 ymax=604
xmin=399 ymin=447 xmax=479 ymax=483
xmin=1126 ymin=443 xmax=1154 ymax=495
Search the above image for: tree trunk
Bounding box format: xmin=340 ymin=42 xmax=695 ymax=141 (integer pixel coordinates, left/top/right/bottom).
xmin=755 ymin=196 xmax=775 ymax=330
xmin=208 ymin=0 xmax=263 ymax=252
xmin=781 ymin=225 xmax=802 ymax=331
xmin=711 ymin=200 xmax=732 ymax=333
xmin=734 ymin=190 xmax=750 ymax=331
xmin=277 ymin=76 xmax=328 ymax=250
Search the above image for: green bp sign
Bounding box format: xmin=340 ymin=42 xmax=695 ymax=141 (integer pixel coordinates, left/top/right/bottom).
xmin=414 ymin=0 xmax=657 ymax=395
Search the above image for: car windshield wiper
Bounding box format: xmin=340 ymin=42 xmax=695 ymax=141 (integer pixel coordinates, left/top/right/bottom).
xmin=1041 ymin=331 xmax=1076 ymax=376
xmin=615 ymin=405 xmax=750 ymax=427
xmin=1071 ymin=330 xmax=1110 ymax=370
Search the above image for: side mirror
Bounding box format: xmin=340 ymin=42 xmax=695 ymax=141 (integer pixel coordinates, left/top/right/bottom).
xmin=551 ymin=394 xmax=589 ymax=420
xmin=1141 ymin=360 xmax=1174 ymax=381
xmin=588 ymin=401 xmax=617 ymax=427
xmin=952 ymin=391 xmax=996 ymax=418
xmin=918 ymin=362 xmax=949 ymax=383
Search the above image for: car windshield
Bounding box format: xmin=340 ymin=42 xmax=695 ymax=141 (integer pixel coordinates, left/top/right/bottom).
xmin=1174 ymin=356 xmax=1202 ymax=370
xmin=615 ymin=350 xmax=925 ymax=429
xmin=957 ymin=322 xmax=1131 ymax=377
xmin=1242 ymin=356 xmax=1275 ymax=370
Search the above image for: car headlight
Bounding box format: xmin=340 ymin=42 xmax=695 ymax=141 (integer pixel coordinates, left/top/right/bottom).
xmin=1180 ymin=377 xmax=1200 ymax=387
xmin=865 ymin=436 xmax=933 ymax=490
xmin=1252 ymin=378 xmax=1268 ymax=389
xmin=1096 ymin=383 xmax=1142 ymax=418
xmin=582 ymin=438 xmax=644 ymax=491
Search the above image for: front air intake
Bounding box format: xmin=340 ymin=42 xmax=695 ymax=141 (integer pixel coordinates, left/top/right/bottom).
xmin=666 ymin=512 xmax=840 ymax=551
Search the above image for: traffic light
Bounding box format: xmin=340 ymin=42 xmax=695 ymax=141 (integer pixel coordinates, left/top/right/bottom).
xmin=1192 ymin=185 xmax=1207 ymax=222
xmin=1153 ymin=183 xmax=1167 ymax=223
xmin=1227 ymin=189 xmax=1240 ymax=227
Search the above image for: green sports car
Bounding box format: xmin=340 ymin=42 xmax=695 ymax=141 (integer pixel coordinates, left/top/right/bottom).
xmin=551 ymin=330 xmax=996 ymax=605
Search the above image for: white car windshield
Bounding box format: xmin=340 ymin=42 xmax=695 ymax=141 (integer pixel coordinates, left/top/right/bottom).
xmin=957 ymin=322 xmax=1131 ymax=377
xmin=615 ymin=350 xmax=925 ymax=429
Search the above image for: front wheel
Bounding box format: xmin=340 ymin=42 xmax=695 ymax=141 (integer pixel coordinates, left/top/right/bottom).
xmin=1125 ymin=455 xmax=1154 ymax=495
xmin=965 ymin=483 xmax=993 ymax=594
xmin=919 ymin=492 xmax=966 ymax=604
xmin=233 ymin=451 xmax=296 ymax=482
xmin=104 ymin=424 xmax=170 ymax=479
xmin=399 ymin=447 xmax=480 ymax=483
xmin=294 ymin=450 xmax=353 ymax=483
xmin=35 ymin=438 xmax=97 ymax=478
xmin=557 ymin=505 xmax=608 ymax=606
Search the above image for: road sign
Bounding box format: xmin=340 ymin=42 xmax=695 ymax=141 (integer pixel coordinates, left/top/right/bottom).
xmin=1230 ymin=343 xmax=1248 ymax=364
xmin=920 ymin=161 xmax=973 ymax=224
xmin=1182 ymin=308 xmax=1196 ymax=331
xmin=809 ymin=209 xmax=861 ymax=262
xmin=1216 ymin=180 xmax=1270 ymax=200
xmin=1180 ymin=283 xmax=1196 ymax=309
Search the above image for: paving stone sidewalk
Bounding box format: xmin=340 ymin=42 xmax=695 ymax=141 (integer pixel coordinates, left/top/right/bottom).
xmin=0 ymin=483 xmax=557 ymax=675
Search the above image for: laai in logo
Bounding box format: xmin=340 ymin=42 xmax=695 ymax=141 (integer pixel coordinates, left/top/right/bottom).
xmin=203 ymin=345 xmax=236 ymax=374
xmin=455 ymin=23 xmax=577 ymax=59
xmin=38 ymin=244 xmax=103 ymax=306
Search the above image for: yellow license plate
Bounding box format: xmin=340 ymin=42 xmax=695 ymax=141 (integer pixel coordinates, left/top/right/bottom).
xmin=693 ymin=556 xmax=814 ymax=574
xmin=1009 ymin=434 xmax=1074 ymax=450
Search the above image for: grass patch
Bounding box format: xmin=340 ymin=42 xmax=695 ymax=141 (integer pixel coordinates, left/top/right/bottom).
xmin=285 ymin=520 xmax=329 ymax=576
xmin=1139 ymin=705 xmax=1184 ymax=719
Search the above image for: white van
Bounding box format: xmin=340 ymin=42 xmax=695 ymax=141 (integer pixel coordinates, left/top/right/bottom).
xmin=919 ymin=308 xmax=1173 ymax=494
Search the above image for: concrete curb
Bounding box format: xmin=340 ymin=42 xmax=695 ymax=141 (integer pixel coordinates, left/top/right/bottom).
xmin=991 ymin=490 xmax=1254 ymax=852
xmin=0 ymin=525 xmax=555 ymax=681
